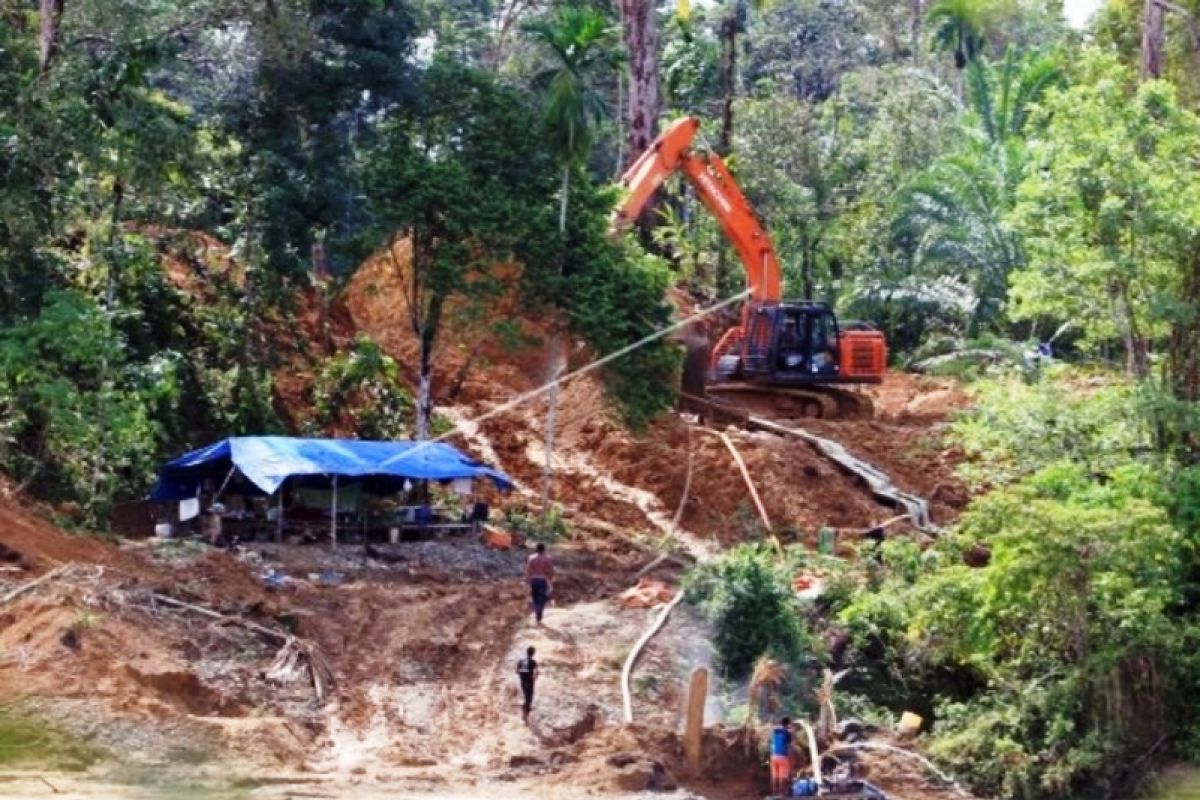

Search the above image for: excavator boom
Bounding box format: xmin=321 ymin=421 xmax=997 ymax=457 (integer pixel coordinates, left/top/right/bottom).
xmin=612 ymin=118 xmax=782 ymax=304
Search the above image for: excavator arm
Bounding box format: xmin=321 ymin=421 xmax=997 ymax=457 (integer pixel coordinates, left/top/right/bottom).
xmin=611 ymin=117 xmax=782 ymax=304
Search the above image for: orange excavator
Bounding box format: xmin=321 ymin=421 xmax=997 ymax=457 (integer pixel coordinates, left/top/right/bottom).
xmin=611 ymin=116 xmax=887 ymax=419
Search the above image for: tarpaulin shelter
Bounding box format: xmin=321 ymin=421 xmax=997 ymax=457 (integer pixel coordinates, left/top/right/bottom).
xmin=150 ymin=436 xmax=512 ymax=544
xmin=152 ymin=437 xmax=512 ymax=500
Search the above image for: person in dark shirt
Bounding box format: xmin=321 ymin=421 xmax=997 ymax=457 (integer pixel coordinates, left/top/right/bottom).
xmin=771 ymin=716 xmax=793 ymax=797
xmin=517 ymin=646 xmax=539 ymax=723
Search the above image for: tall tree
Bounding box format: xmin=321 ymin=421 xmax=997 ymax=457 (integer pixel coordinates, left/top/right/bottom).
xmin=619 ymin=0 xmax=661 ymax=162
xmin=1010 ymin=53 xmax=1200 ymax=380
xmin=927 ymin=0 xmax=988 ymax=69
xmin=364 ymin=61 xmax=560 ymax=440
xmin=525 ymin=6 xmax=621 ymax=513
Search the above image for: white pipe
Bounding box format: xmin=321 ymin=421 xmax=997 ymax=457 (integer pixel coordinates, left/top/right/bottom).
xmin=621 ymin=591 xmax=686 ymax=723
xmin=797 ymin=720 xmax=822 ymax=785
xmin=824 ymin=742 xmax=970 ymax=797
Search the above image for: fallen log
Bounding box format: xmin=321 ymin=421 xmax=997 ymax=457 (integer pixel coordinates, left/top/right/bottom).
xmin=0 ymin=564 xmax=73 ymax=606
xmin=150 ymin=592 xmax=286 ymax=642
xmin=150 ymin=591 xmax=335 ymax=703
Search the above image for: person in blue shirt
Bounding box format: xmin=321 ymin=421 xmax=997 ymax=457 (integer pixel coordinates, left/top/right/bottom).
xmin=771 ymin=716 xmax=793 ymax=797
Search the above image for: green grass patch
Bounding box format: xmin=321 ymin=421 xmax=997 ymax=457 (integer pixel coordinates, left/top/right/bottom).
xmin=0 ymin=708 xmax=104 ymax=771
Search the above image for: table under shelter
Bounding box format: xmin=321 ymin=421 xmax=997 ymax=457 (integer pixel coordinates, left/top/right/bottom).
xmin=150 ymin=436 xmax=513 ymax=545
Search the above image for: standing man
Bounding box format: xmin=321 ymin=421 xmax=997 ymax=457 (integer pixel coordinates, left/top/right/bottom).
xmin=770 ymin=716 xmax=793 ymax=797
xmin=525 ymin=542 xmax=555 ymax=624
xmin=517 ymin=645 xmax=538 ymax=723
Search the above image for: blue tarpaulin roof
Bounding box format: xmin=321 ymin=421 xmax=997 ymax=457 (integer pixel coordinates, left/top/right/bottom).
xmin=150 ymin=436 xmax=513 ymax=502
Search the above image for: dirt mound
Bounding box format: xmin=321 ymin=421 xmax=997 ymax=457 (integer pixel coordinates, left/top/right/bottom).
xmin=341 ymin=238 xmax=549 ymax=406
xmin=868 ymin=372 xmax=969 ymax=422
xmin=0 ymin=485 xmax=133 ymax=573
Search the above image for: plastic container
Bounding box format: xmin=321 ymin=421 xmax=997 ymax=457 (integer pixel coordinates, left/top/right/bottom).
xmin=792 ymin=778 xmax=819 ymax=797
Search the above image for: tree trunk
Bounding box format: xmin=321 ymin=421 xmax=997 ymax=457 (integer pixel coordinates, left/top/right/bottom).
xmin=416 ymin=321 xmax=436 ymax=441
xmin=1141 ymin=0 xmax=1166 ymax=80
xmin=543 ymin=167 xmax=570 ymax=516
xmin=311 ymin=232 xmax=332 ymax=353
xmin=1168 ymin=240 xmax=1200 ymax=460
xmin=911 ymin=0 xmax=924 ymax=65
xmin=38 ymin=0 xmax=65 ymax=76
xmin=620 ymin=0 xmax=660 ymax=161
xmin=717 ymin=10 xmax=738 ymax=158
xmin=802 ymin=239 xmax=817 ymax=299
xmin=620 ymin=0 xmax=661 ymax=236
xmin=1115 ymin=283 xmax=1149 ymax=380
xmin=715 ymin=8 xmax=739 ymax=295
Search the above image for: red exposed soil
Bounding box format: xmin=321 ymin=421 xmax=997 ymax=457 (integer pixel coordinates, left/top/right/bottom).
xmin=0 ymin=484 xmax=135 ymax=574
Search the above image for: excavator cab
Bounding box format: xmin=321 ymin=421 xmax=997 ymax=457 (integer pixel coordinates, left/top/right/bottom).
xmin=755 ymin=303 xmax=842 ymax=383
xmin=772 ymin=304 xmax=840 ymax=378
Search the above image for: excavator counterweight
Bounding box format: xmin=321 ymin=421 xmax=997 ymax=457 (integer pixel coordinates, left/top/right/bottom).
xmin=611 ymin=117 xmax=886 ymax=419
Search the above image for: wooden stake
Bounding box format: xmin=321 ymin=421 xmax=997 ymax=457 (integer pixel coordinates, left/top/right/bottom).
xmin=684 ymin=666 xmax=708 ymax=774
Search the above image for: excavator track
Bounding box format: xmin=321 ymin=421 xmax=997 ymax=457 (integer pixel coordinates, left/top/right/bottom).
xmin=703 ymin=382 xmax=875 ymax=421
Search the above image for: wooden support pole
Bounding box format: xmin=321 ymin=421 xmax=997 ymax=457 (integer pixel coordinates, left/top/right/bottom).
xmin=684 ymin=666 xmax=708 ymax=775
xmin=330 ymin=475 xmax=338 ymax=549
xmin=275 ymin=489 xmax=284 ymax=544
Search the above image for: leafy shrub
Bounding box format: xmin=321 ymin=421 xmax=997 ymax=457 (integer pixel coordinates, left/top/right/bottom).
xmin=501 ymin=503 xmax=570 ymax=542
xmin=0 ymin=290 xmax=178 ymax=523
xmin=949 ymin=367 xmax=1151 ymax=489
xmin=685 ymin=544 xmax=811 ymax=679
xmin=310 ymin=335 xmax=413 ymax=439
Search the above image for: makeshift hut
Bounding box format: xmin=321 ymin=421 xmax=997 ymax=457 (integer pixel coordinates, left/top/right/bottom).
xmin=150 ymin=436 xmax=512 ymax=545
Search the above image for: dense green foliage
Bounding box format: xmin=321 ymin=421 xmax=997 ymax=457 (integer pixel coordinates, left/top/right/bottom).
xmin=310 ymin=336 xmax=413 ymax=440
xmin=0 ymin=0 xmax=675 ymax=519
xmin=685 ymin=544 xmax=812 ymax=678
xmin=816 ymin=369 xmax=1200 ymax=799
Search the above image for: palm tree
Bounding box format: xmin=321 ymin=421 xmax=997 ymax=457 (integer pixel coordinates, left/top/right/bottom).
xmin=926 ymin=0 xmax=988 ymax=69
xmin=894 ymin=52 xmax=1060 ymax=334
xmin=525 ymin=7 xmax=621 ymax=516
xmin=896 ymin=134 xmax=1024 ymax=333
xmin=965 ymin=48 xmax=1062 ymax=145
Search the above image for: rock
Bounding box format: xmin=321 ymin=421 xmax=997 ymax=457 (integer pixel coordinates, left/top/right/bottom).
xmin=606 ymin=752 xmax=637 ymax=768
xmin=612 ymin=759 xmax=678 ymax=792
xmin=531 ymin=702 xmax=600 ymax=745
xmin=507 ymin=754 xmax=546 ymax=769
xmin=649 ymin=761 xmax=678 ymax=791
